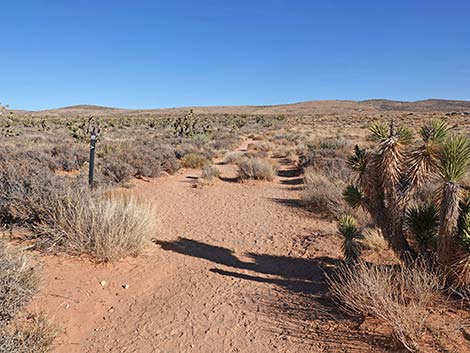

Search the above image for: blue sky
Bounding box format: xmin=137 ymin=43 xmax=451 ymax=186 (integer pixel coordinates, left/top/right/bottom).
xmin=1 ymin=0 xmax=469 ymax=110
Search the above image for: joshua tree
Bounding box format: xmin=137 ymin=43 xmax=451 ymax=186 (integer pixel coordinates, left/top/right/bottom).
xmin=337 ymin=215 xmax=362 ymax=263
xmin=343 ymin=119 xmax=470 ymax=282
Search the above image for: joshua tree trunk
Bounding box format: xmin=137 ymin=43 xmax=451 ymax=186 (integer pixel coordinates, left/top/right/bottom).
xmin=438 ymin=182 xmax=460 ymax=266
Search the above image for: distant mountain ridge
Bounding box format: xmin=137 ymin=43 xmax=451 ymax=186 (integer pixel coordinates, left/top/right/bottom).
xmin=15 ymin=99 xmax=470 ymax=116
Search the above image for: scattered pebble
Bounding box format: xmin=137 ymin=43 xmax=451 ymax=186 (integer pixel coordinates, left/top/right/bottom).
xmin=100 ymin=280 xmax=107 ymax=287
xmin=122 ymin=284 xmax=129 ymax=289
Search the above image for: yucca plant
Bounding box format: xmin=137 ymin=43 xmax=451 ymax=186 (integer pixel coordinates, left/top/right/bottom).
xmin=450 ymin=197 xmax=470 ymax=288
xmin=436 ymin=136 xmax=470 ymax=265
xmin=337 ymin=215 xmax=362 ymax=263
xmin=343 ymin=118 xmax=470 ymax=287
xmin=405 ymin=203 xmax=438 ymax=252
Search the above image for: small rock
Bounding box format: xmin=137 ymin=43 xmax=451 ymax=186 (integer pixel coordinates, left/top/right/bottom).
xmin=108 ymin=307 xmax=114 ymax=313
xmin=122 ymin=284 xmax=129 ymax=289
xmin=64 ymin=303 xmax=70 ymax=309
xmin=100 ymin=280 xmax=107 ymax=287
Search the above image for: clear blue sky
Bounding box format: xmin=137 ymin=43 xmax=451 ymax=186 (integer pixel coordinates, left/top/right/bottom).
xmin=1 ymin=0 xmax=469 ymax=110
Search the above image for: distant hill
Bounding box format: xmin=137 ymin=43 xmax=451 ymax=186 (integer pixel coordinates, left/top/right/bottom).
xmin=15 ymin=99 xmax=470 ymax=117
xmin=361 ymin=99 xmax=470 ymax=112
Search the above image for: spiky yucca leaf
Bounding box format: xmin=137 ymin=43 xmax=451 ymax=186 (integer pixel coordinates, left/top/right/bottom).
xmin=338 ymin=215 xmax=360 ymax=240
xmin=405 ymin=204 xmax=438 ymax=249
xmin=347 ymin=145 xmax=369 ymax=173
xmin=396 ymin=126 xmax=414 ymax=145
xmin=420 ymin=119 xmax=449 ymax=144
xmin=343 ymin=185 xmax=362 ymax=209
xmin=370 ymin=121 xmax=389 ymax=141
xmin=439 ymin=135 xmax=470 ymax=183
xmin=338 ymin=215 xmax=361 ymax=262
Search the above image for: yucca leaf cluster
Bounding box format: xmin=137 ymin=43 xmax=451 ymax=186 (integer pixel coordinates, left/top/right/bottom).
xmin=340 ymin=118 xmax=470 ymax=287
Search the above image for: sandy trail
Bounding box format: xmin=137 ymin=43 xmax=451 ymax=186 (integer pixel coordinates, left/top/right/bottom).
xmin=29 ymin=143 xmax=376 ymax=353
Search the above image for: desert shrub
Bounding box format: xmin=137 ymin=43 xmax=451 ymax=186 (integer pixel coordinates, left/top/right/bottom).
xmin=0 ymin=241 xmax=38 ymax=323
xmin=180 ymin=153 xmax=210 ymax=169
xmin=302 ymin=167 xmax=346 ymax=217
xmin=237 ymin=158 xmax=276 ymax=181
xmin=201 ymin=165 xmax=220 ymax=180
xmin=272 ymin=146 xmax=296 ymax=159
xmin=99 ymin=143 xmax=180 ymax=182
xmin=210 ymin=134 xmax=240 ymax=151
xmin=36 ymin=190 xmax=158 ymax=262
xmin=319 ymin=136 xmax=351 ymax=150
xmin=49 ymin=144 xmax=88 ymax=171
xmin=243 ymin=150 xmax=269 ymax=159
xmin=223 ymin=151 xmax=244 ymax=164
xmin=0 ymin=314 xmax=55 ymax=353
xmin=174 ymin=142 xmax=200 ymax=159
xmin=328 ymin=260 xmax=443 ymax=351
xmin=299 ymin=146 xmax=350 ymax=180
xmin=247 ymin=141 xmax=274 ymax=153
xmin=100 ymin=157 xmax=135 ymax=184
xmin=0 ymin=158 xmax=73 ymax=225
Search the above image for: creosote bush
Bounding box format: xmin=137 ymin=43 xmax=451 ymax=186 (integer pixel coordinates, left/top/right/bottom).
xmin=237 ymin=158 xmax=276 ymax=181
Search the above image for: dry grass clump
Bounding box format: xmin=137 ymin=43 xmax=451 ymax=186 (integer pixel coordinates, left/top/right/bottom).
xmin=302 ymin=166 xmax=346 ymax=217
xmin=0 ymin=242 xmax=53 ymax=352
xmin=201 ymin=165 xmax=220 ymax=180
xmin=361 ymin=227 xmax=389 ymax=251
xmin=180 ymin=153 xmax=210 ymax=169
xmin=37 ymin=190 xmax=158 ymax=262
xmin=319 ymin=136 xmax=351 ymax=150
xmin=237 ymin=158 xmax=276 ymax=181
xmin=328 ymin=260 xmax=443 ymax=351
xmin=0 ymin=314 xmax=55 ymax=353
xmin=223 ymin=151 xmax=245 ymax=164
xmin=196 ymin=165 xmax=220 ymax=187
xmin=0 ymin=241 xmax=38 ymax=323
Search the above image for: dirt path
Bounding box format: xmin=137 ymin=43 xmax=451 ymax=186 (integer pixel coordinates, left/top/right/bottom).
xmin=29 ymin=143 xmax=384 ymax=352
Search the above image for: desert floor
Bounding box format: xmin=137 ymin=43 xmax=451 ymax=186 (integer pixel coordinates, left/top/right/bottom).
xmin=28 ymin=140 xmax=400 ymax=353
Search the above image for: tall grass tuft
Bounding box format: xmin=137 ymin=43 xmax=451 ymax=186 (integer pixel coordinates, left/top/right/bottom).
xmin=37 ymin=190 xmax=158 ymax=262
